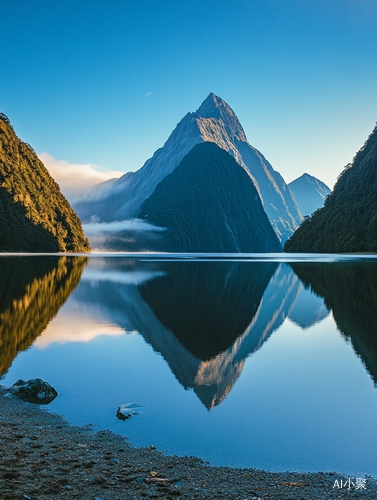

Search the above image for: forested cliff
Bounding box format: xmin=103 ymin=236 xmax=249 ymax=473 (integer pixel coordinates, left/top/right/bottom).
xmin=0 ymin=114 xmax=90 ymax=252
xmin=285 ymin=124 xmax=377 ymax=253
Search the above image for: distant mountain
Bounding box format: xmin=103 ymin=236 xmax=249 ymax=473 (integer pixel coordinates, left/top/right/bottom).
xmin=138 ymin=142 xmax=282 ymax=252
xmin=74 ymin=93 xmax=302 ymax=244
xmin=0 ymin=114 xmax=90 ymax=252
xmin=288 ymin=173 xmax=331 ymax=217
xmin=285 ymin=124 xmax=377 ymax=253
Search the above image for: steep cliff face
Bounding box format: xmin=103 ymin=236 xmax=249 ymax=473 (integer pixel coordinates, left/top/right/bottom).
xmin=0 ymin=114 xmax=91 ymax=252
xmin=138 ymin=142 xmax=282 ymax=252
xmin=74 ymin=93 xmax=301 ymax=244
xmin=285 ymin=124 xmax=377 ymax=253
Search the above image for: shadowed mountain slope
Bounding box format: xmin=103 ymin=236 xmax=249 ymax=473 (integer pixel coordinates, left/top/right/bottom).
xmin=0 ymin=114 xmax=90 ymax=252
xmin=138 ymin=142 xmax=282 ymax=252
xmin=285 ymin=124 xmax=377 ymax=253
xmin=74 ymin=93 xmax=301 ymax=243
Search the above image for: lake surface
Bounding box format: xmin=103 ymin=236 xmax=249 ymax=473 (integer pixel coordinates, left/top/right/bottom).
xmin=1 ymin=254 xmax=377 ymax=476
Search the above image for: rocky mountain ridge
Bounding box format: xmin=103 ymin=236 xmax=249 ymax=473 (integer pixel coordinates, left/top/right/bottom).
xmin=138 ymin=142 xmax=283 ymax=252
xmin=74 ymin=93 xmax=302 ymax=244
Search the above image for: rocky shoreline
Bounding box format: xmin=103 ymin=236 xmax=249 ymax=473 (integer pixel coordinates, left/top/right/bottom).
xmin=1 ymin=386 xmax=376 ymax=500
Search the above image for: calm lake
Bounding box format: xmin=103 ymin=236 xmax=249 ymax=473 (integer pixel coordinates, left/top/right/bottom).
xmin=1 ymin=254 xmax=377 ymax=476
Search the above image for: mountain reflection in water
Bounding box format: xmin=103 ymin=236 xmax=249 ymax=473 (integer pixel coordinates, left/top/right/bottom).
xmin=2 ymin=257 xmax=377 ymax=410
xmin=73 ymin=259 xmax=329 ymax=409
xmin=0 ymin=256 xmax=88 ymax=376
xmin=291 ymin=262 xmax=377 ymax=385
xmin=3 ymin=256 xmax=377 ymax=474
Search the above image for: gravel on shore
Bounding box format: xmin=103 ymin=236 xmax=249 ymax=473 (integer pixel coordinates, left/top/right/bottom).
xmin=1 ymin=386 xmax=376 ymax=500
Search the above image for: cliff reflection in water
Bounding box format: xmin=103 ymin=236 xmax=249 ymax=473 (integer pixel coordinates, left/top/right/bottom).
xmin=291 ymin=262 xmax=377 ymax=385
xmin=0 ymin=256 xmax=88 ymax=376
xmin=1 ymin=256 xmax=337 ymax=409
xmin=76 ymin=259 xmax=329 ymax=409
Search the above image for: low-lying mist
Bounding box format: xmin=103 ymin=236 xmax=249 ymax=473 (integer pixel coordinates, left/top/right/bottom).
xmin=82 ymin=218 xmax=166 ymax=252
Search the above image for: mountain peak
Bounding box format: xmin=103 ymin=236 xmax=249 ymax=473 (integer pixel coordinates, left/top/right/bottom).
xmin=195 ymin=93 xmax=247 ymax=142
xmin=196 ymin=92 xmax=223 ymax=118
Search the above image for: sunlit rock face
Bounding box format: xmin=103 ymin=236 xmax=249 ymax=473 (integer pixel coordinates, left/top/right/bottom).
xmin=74 ymin=93 xmax=301 ymax=243
xmin=0 ymin=256 xmax=88 ymax=376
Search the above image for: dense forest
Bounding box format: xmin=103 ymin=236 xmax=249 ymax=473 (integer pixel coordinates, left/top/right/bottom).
xmin=0 ymin=114 xmax=90 ymax=252
xmin=0 ymin=256 xmax=88 ymax=376
xmin=139 ymin=142 xmax=282 ymax=252
xmin=285 ymin=124 xmax=377 ymax=253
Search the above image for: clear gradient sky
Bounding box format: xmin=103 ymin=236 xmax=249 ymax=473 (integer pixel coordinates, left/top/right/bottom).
xmin=1 ymin=0 xmax=377 ymax=191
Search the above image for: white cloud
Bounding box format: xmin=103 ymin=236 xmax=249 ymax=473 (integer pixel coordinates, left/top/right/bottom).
xmin=34 ymin=321 xmax=127 ymax=348
xmin=39 ymin=152 xmax=124 ymax=203
xmin=82 ymin=219 xmax=166 ymax=234
xmin=144 ymin=91 xmax=152 ymax=97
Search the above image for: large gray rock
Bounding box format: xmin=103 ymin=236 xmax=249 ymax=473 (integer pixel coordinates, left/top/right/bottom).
xmin=7 ymin=378 xmax=58 ymax=404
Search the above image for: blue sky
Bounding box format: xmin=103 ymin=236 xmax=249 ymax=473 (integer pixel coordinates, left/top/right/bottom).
xmin=1 ymin=0 xmax=377 ymax=191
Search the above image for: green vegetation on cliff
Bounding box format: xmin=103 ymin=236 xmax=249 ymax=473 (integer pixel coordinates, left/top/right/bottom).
xmin=0 ymin=114 xmax=91 ymax=252
xmin=285 ymin=124 xmax=377 ymax=253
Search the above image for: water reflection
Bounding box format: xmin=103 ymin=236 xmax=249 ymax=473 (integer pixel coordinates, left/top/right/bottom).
xmin=288 ymin=286 xmax=330 ymax=329
xmin=0 ymin=256 xmax=88 ymax=375
xmin=139 ymin=261 xmax=278 ymax=408
xmin=291 ymin=262 xmax=377 ymax=384
xmin=73 ymin=259 xmax=325 ymax=409
xmin=2 ymin=256 xmax=377 ymax=473
xmin=2 ymin=257 xmax=376 ymax=408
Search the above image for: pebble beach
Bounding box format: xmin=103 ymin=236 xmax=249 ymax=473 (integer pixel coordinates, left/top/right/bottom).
xmin=1 ymin=386 xmax=376 ymax=500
